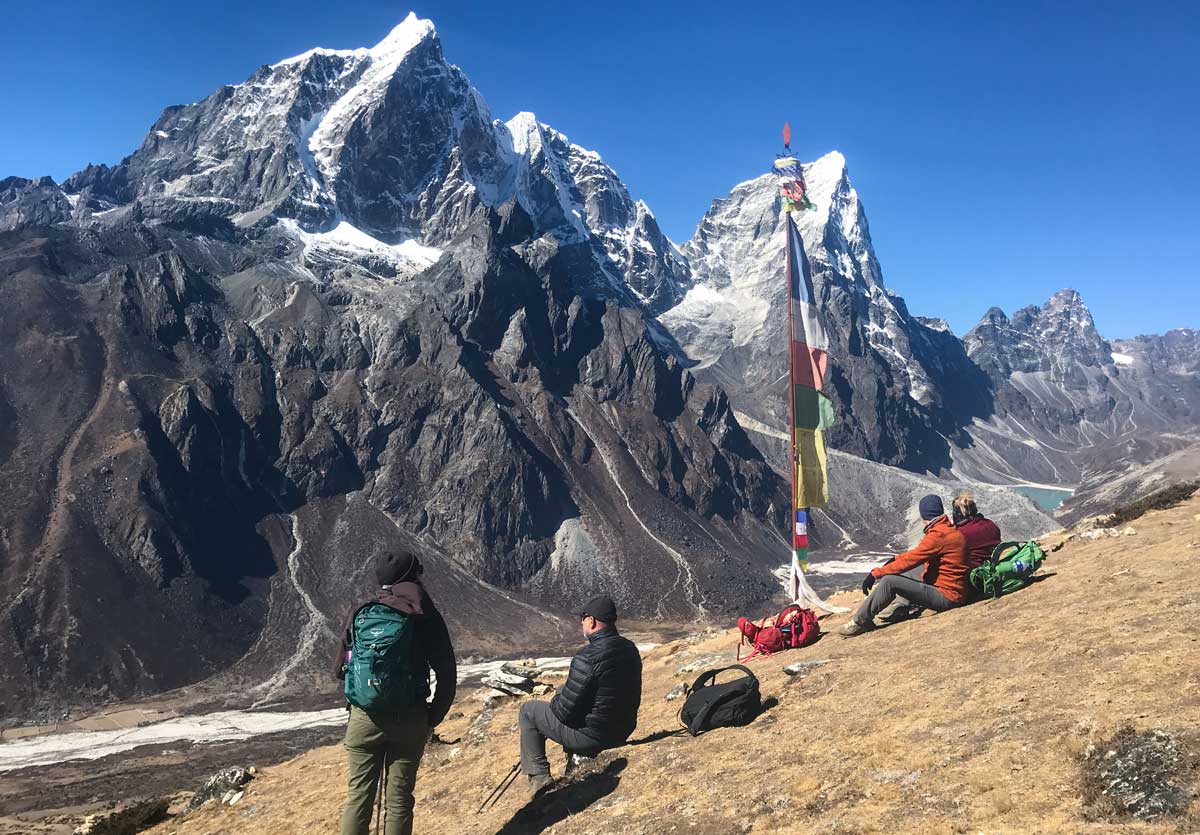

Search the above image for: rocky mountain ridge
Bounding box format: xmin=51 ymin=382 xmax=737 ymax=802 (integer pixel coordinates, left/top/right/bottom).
xmin=658 ymin=163 xmax=1199 ymax=491
xmin=0 ymin=16 xmax=778 ymax=715
xmin=953 ymin=291 xmax=1200 ymax=488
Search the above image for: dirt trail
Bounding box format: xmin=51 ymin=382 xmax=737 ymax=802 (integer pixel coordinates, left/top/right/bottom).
xmin=141 ymin=496 xmax=1200 ymax=835
xmin=35 ymin=352 xmax=115 ymax=560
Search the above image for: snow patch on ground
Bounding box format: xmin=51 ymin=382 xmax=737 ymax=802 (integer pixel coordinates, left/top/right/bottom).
xmin=732 ymin=410 xmax=789 ymax=442
xmin=1111 ymin=352 xmax=1135 ymax=366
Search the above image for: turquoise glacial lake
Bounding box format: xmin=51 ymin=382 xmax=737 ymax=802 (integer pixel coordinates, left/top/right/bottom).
xmin=1011 ymin=485 xmax=1074 ymax=511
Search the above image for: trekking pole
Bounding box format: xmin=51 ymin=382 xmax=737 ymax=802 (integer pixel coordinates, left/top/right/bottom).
xmin=476 ymin=761 xmax=521 ymax=814
xmin=381 ymin=761 xmax=389 ymax=835
xmin=374 ymin=762 xmax=386 ymax=835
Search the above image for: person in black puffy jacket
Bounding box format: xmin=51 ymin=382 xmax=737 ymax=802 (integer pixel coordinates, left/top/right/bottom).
xmin=518 ymin=594 xmax=642 ymax=790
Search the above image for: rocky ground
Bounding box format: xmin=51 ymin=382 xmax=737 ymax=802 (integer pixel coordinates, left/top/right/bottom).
xmin=10 ymin=495 xmax=1188 ymax=834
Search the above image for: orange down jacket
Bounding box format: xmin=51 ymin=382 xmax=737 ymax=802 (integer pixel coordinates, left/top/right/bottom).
xmin=870 ymin=515 xmax=972 ymax=604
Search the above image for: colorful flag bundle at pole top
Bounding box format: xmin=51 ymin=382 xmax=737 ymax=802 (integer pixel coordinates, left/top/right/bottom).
xmin=774 ymin=122 xmax=816 ymax=213
xmin=777 ymin=122 xmax=832 ymax=574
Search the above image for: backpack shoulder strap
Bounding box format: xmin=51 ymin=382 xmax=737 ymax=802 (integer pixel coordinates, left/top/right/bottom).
xmin=348 ymin=601 xmax=375 ymax=641
xmin=990 ymin=541 xmax=1023 ymax=565
xmin=682 ymin=666 xmax=759 ymax=737
xmin=689 ymin=664 xmax=756 ymax=693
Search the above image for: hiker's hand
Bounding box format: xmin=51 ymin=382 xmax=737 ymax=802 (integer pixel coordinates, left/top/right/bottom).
xmin=861 ymin=573 xmax=876 ymax=596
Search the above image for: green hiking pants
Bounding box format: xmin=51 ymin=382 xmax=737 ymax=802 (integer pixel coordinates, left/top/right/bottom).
xmin=340 ymin=704 xmax=429 ymax=835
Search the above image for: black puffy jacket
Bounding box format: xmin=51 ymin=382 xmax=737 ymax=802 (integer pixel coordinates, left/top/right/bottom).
xmin=550 ymin=626 xmax=642 ymax=746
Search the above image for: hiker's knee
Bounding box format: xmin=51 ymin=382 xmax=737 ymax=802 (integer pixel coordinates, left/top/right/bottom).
xmin=518 ymin=700 xmax=538 ymax=728
xmin=386 ymin=786 xmax=415 ymax=815
xmin=875 ymin=575 xmax=901 ymax=594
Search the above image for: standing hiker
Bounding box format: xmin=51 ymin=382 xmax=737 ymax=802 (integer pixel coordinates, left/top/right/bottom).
xmin=334 ymin=551 xmax=456 ymax=835
xmin=518 ymin=594 xmax=642 ymax=792
xmin=953 ymin=492 xmax=1002 ymax=571
xmin=839 ymin=494 xmax=971 ymax=636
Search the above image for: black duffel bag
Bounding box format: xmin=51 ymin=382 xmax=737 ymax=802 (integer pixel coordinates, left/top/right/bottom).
xmin=678 ymin=664 xmax=761 ymax=736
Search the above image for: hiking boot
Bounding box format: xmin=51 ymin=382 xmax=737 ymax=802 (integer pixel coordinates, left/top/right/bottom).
xmin=838 ymin=619 xmax=874 ymax=637
xmin=522 ymin=773 xmax=552 ymax=800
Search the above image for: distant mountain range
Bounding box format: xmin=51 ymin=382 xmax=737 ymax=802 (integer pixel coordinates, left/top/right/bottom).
xmin=0 ymin=14 xmax=1194 ymax=714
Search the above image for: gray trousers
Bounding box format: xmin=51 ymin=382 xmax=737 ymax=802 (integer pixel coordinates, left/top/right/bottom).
xmin=518 ymin=700 xmax=602 ymax=777
xmin=854 ymin=574 xmax=958 ymax=626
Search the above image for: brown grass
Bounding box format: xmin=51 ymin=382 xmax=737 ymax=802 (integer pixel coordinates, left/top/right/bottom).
xmin=1098 ymin=480 xmax=1199 ymax=527
xmin=146 ymin=497 xmax=1200 ymax=834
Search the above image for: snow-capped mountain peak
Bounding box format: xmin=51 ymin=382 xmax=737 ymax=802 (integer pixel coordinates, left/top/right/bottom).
xmin=660 ymin=149 xmax=889 ymax=367
xmin=271 ymin=13 xmax=435 ymax=68
xmin=370 ymin=12 xmax=436 ymax=59
xmin=504 ymin=111 xmax=544 ymax=155
xmin=48 ymin=16 xmax=691 ymax=311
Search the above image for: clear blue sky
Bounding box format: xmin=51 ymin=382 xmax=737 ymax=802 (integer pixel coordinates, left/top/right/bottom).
xmin=3 ymin=1 xmax=1196 ymax=338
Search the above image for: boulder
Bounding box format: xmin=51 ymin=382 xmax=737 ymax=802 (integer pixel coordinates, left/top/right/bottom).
xmin=185 ymin=766 xmax=255 ymax=813
xmin=500 ymin=662 xmax=541 ymax=679
xmin=73 ymin=798 xmax=169 ymax=835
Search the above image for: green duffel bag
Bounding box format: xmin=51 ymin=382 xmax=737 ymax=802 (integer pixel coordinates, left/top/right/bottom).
xmin=970 ymin=540 xmax=1046 ymax=599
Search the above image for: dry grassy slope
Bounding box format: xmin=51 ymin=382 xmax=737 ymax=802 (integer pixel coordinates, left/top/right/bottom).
xmin=149 ymin=498 xmax=1200 ymax=835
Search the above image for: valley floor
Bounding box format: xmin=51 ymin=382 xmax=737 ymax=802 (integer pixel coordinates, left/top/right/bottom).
xmin=131 ymin=497 xmax=1200 ymax=834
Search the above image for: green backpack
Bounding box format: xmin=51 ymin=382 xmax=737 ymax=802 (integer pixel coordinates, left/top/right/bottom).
xmin=343 ymin=603 xmax=421 ymax=712
xmin=970 ymin=540 xmax=1046 ymax=599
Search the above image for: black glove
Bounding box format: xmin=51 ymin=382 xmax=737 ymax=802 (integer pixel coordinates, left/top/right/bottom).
xmin=861 ymin=573 xmax=876 ymax=596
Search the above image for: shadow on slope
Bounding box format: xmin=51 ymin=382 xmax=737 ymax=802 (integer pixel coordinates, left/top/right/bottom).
xmin=497 ymin=757 xmax=627 ymax=834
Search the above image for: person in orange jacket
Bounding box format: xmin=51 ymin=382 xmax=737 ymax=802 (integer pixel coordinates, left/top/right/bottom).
xmin=839 ymin=495 xmax=972 ymax=636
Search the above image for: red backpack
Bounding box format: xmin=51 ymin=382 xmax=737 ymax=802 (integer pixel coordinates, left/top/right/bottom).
xmin=737 ymin=604 xmax=819 ymax=661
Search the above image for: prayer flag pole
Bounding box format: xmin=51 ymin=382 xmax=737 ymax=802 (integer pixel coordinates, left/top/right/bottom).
xmin=775 ymin=125 xmax=847 ymax=614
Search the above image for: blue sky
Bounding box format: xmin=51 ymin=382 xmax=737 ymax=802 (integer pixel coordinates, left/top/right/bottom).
xmin=2 ymin=1 xmax=1196 ymax=338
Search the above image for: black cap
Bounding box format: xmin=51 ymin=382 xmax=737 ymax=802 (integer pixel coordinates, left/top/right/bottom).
xmin=572 ymin=594 xmax=617 ymax=624
xmin=919 ymin=494 xmax=945 ymax=521
xmin=375 ymin=551 xmax=421 ymax=586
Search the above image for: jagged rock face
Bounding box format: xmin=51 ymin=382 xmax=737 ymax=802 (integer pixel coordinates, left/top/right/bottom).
xmin=0 ymin=177 xmax=74 ymax=232
xmin=1113 ymin=328 xmax=1200 ymax=376
xmin=659 ymin=155 xmax=991 ymax=472
xmin=657 ymin=156 xmax=1197 ymax=490
xmin=542 ymin=125 xmax=691 ymax=313
xmin=0 ymin=16 xmax=738 ymax=713
xmin=964 ymin=289 xmax=1112 ymax=383
xmin=0 ymin=185 xmax=785 ymax=713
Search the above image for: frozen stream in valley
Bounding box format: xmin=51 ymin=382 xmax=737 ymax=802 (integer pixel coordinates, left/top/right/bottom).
xmin=0 ymin=652 xmax=655 ymax=772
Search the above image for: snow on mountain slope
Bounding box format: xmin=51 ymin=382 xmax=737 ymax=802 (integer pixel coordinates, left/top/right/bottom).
xmin=306 ymin=14 xmax=437 ymax=184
